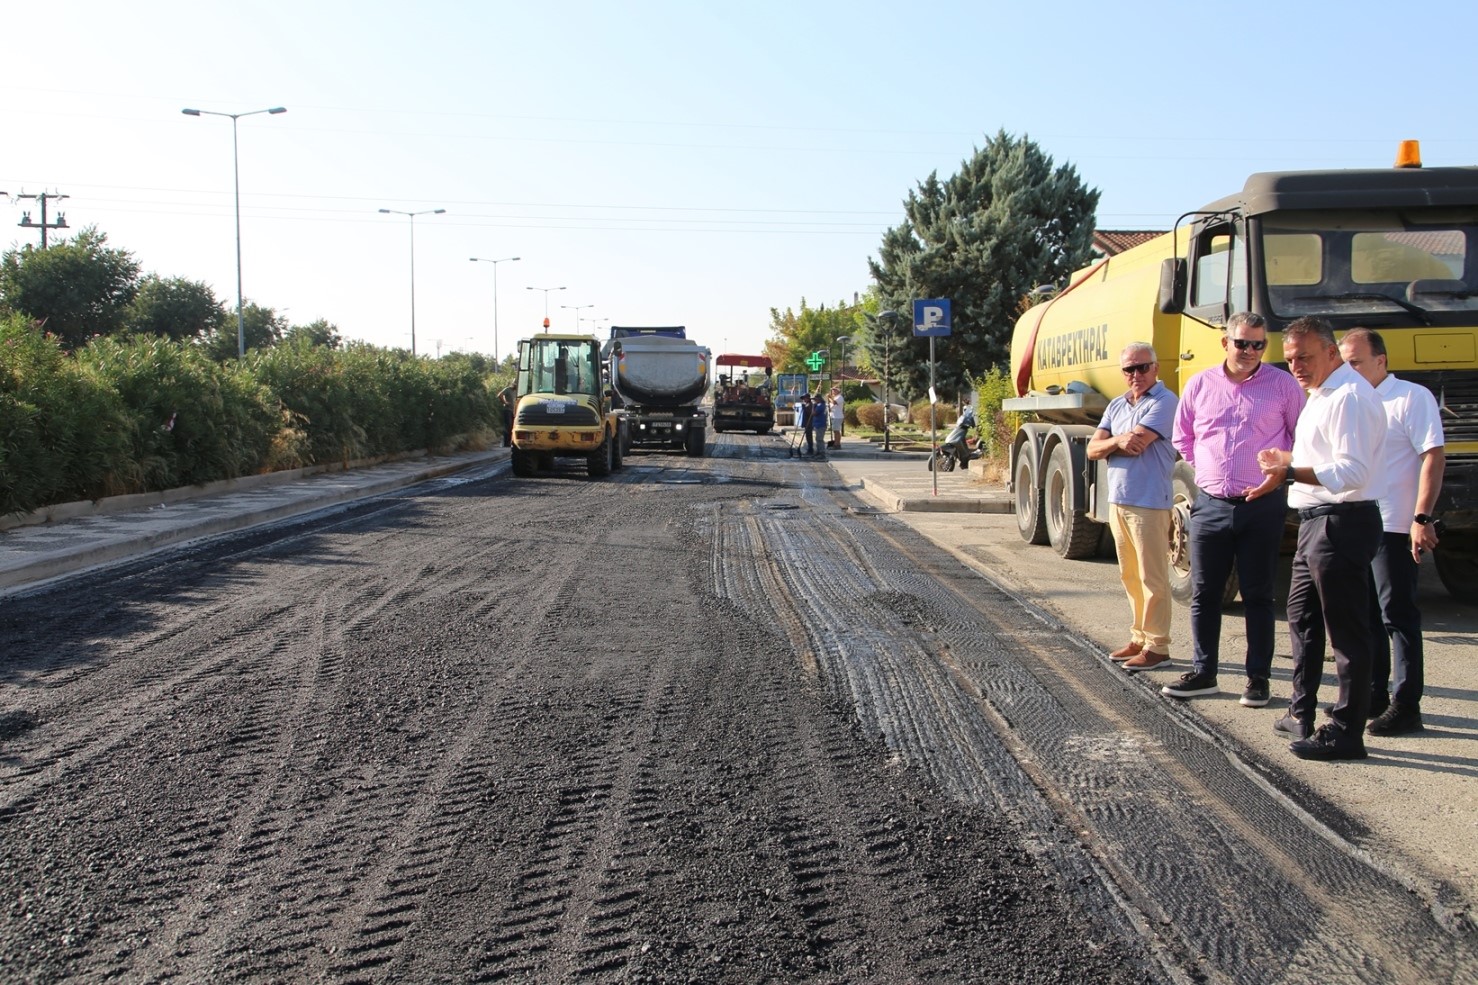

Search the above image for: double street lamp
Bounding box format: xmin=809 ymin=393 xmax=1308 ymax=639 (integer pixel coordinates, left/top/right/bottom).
xmin=561 ymin=303 xmax=594 ymax=330
xmin=469 ymin=255 xmax=521 ymax=362
xmin=181 ymin=105 xmax=286 ymax=358
xmin=527 ymin=285 xmax=567 ymax=324
xmin=379 ymin=207 xmax=446 ymax=356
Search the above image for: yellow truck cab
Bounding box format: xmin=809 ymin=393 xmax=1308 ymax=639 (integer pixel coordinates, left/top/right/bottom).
xmin=1006 ymin=143 xmax=1478 ymax=602
xmin=509 ymin=333 xmax=625 ymax=478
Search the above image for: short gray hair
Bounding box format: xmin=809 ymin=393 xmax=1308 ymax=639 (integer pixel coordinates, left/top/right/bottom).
xmin=1226 ymin=311 xmax=1266 ymax=333
xmin=1122 ymin=342 xmax=1157 ymax=363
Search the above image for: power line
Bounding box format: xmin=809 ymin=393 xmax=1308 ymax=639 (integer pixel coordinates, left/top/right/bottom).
xmin=15 ymin=190 xmax=69 ymax=248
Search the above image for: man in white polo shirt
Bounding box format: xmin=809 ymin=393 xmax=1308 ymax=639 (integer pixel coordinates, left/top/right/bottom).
xmin=1253 ymin=317 xmax=1386 ymax=761
xmin=1339 ymin=327 xmax=1445 ymax=737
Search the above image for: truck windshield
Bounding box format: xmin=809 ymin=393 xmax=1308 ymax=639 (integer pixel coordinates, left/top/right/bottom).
xmin=1261 ymin=209 xmax=1477 ymax=320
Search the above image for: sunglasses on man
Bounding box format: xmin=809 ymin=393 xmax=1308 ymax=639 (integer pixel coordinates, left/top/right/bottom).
xmin=1230 ymin=338 xmax=1267 ymax=351
xmin=1121 ymin=362 xmax=1155 ymax=375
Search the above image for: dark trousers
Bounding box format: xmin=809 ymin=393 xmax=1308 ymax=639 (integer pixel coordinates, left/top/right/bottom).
xmin=803 ymin=420 xmax=815 ymax=454
xmin=1189 ymin=490 xmax=1286 ymax=680
xmin=811 ymin=424 xmax=827 ymax=458
xmin=1369 ymin=531 xmax=1425 ymax=710
xmin=1286 ymin=504 xmax=1382 ymax=733
xmin=502 ymin=406 xmax=513 ymax=447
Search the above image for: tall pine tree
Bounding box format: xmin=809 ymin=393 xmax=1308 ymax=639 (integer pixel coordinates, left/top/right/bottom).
xmin=866 ymin=131 xmax=1099 ymax=400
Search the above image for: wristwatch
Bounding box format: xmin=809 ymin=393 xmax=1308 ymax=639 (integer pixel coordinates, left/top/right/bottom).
xmin=1283 ymin=465 xmax=1296 ymax=486
xmin=1415 ymin=513 xmax=1435 ymax=525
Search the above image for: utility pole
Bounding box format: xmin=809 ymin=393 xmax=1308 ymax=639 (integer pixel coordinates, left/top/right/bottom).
xmin=17 ymin=191 xmax=69 ymax=248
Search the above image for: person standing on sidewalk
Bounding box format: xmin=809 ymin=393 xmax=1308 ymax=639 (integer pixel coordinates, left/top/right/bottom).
xmin=797 ymin=394 xmax=816 ymax=456
xmin=1339 ymin=327 xmax=1445 ymax=737
xmin=810 ymin=389 xmax=829 ymax=460
xmin=1088 ymin=343 xmax=1179 ymax=673
xmin=1253 ymin=316 xmax=1386 ymax=761
xmin=498 ymin=383 xmax=517 ymax=448
xmin=828 ymin=386 xmax=845 ymax=448
xmin=1162 ymin=313 xmax=1305 ymax=709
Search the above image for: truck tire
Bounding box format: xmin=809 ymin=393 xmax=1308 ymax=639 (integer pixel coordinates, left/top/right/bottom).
xmin=587 ymin=434 xmax=613 ymax=477
xmin=510 ymin=448 xmax=535 ymax=477
xmin=1434 ymin=548 xmax=1478 ymax=604
xmin=1169 ymin=462 xmax=1239 ymax=606
xmin=1014 ymin=452 xmax=1048 ymax=545
xmin=1045 ymin=442 xmax=1099 ymax=559
xmin=612 ymin=432 xmax=625 ymax=470
xmin=686 ymin=428 xmax=706 ymax=457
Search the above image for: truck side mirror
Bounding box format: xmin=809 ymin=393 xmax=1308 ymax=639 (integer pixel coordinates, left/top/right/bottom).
xmin=1158 ymin=258 xmax=1187 ymax=314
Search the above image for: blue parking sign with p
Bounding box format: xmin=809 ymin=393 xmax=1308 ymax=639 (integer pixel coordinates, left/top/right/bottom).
xmin=913 ymin=298 xmax=951 ymax=337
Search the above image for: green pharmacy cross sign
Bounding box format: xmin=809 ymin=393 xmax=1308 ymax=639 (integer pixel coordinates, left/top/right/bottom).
xmin=805 ymin=350 xmax=826 ymax=372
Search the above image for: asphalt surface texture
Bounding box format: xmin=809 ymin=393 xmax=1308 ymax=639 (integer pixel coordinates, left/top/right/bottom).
xmin=2 ymin=431 xmax=1478 ymax=982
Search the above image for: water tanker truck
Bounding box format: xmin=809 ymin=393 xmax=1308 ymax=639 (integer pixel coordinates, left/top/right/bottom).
xmin=605 ymin=327 xmax=711 ymax=457
xmin=509 ymin=333 xmax=626 ymax=478
xmin=1005 ymin=142 xmax=1478 ymax=602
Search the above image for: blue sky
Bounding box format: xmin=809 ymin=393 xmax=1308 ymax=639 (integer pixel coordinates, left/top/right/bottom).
xmin=5 ymin=0 xmax=1476 ymax=359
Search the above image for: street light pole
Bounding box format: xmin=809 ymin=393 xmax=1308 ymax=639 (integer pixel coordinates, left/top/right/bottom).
xmin=833 ymin=334 xmax=851 ymax=437
xmin=181 ymin=105 xmax=286 ymax=358
xmin=561 ymin=303 xmax=594 ymax=331
xmin=379 ymin=207 xmax=446 ymax=356
xmin=877 ymin=311 xmax=899 ymax=452
xmin=470 ymin=256 xmax=521 ymax=362
xmin=527 ymin=285 xmax=567 ymax=324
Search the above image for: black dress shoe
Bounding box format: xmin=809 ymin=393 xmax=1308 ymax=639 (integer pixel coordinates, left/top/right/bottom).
xmin=1368 ymin=691 xmax=1391 ymax=719
xmin=1272 ymin=713 xmax=1312 ymax=740
xmin=1291 ymin=724 xmax=1368 ymax=761
xmin=1367 ymin=705 xmax=1423 ymax=737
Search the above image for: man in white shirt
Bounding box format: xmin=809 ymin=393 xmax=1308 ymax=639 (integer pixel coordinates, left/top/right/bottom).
xmin=1338 ymin=328 xmax=1445 ymax=737
xmin=1253 ymin=317 xmax=1387 ymax=761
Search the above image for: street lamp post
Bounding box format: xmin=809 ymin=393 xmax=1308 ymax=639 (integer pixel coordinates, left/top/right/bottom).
xmin=833 ymin=334 xmax=851 ymax=437
xmin=181 ymin=105 xmax=286 ymax=358
xmin=379 ymin=208 xmax=446 ymax=356
xmin=469 ymin=256 xmax=521 ymax=362
xmin=527 ymin=285 xmax=567 ymax=325
xmin=877 ymin=311 xmax=899 ymax=452
xmin=561 ymin=303 xmax=594 ymax=331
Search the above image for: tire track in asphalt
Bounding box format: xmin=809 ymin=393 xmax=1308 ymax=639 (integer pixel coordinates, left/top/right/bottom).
xmin=739 ymin=464 xmax=1477 ymax=984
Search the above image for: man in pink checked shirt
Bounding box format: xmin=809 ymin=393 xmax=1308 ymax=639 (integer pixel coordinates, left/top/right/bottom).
xmin=1160 ymin=312 xmax=1305 ymax=709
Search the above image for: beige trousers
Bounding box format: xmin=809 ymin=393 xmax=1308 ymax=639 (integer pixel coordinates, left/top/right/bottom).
xmin=1109 ymin=503 xmax=1173 ymax=654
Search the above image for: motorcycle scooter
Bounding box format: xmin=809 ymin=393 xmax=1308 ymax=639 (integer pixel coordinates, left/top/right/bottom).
xmin=927 ymin=405 xmax=978 ymax=472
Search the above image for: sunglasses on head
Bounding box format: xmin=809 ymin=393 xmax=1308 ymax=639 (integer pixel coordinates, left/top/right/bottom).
xmin=1121 ymin=362 xmax=1154 ymax=375
xmin=1231 ymin=338 xmax=1267 ymax=352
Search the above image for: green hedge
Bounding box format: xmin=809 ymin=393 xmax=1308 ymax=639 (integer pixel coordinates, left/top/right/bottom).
xmin=0 ymin=319 xmax=500 ymax=517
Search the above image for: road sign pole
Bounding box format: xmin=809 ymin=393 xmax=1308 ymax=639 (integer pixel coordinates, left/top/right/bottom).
xmin=930 ymin=336 xmax=938 ymax=497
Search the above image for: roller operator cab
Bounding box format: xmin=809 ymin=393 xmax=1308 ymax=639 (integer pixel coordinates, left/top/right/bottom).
xmin=510 ymin=334 xmax=626 ymax=478
xmin=1005 ymin=142 xmax=1478 ymax=602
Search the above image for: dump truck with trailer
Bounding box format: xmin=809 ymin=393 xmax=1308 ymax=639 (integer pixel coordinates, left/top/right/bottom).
xmin=605 ymin=326 xmax=711 ymax=457
xmin=509 ymin=332 xmax=626 ymax=478
xmin=1005 ymin=142 xmax=1478 ymax=602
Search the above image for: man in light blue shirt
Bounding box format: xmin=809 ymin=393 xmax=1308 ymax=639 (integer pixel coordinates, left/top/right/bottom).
xmin=1088 ymin=343 xmax=1179 ymax=672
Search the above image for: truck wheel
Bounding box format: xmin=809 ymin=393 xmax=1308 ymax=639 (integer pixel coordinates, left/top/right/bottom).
xmin=1045 ymin=442 xmax=1099 ymax=559
xmin=1014 ymin=452 xmax=1048 ymax=545
xmin=686 ymin=428 xmax=706 ymax=457
xmin=510 ymin=448 xmax=535 ymax=477
xmin=612 ymin=432 xmax=625 ymax=470
xmin=587 ymin=435 xmax=613 ymax=477
xmin=1434 ymin=548 xmax=1478 ymax=604
xmin=1169 ymin=463 xmax=1238 ymax=605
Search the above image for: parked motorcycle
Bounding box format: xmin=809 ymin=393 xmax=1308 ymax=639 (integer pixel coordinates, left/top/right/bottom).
xmin=927 ymin=405 xmax=978 ymax=472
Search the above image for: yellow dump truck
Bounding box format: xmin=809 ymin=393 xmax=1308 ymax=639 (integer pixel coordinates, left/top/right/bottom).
xmin=1005 ymin=143 xmax=1478 ymax=602
xmin=509 ymin=333 xmax=626 ymax=478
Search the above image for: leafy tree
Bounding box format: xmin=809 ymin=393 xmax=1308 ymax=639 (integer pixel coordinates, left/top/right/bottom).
xmin=0 ymin=226 xmax=141 ymax=349
xmin=867 ymin=130 xmax=1099 ymax=399
xmin=125 ymin=274 xmax=226 ymax=341
xmin=764 ymin=297 xmax=867 ymax=385
xmin=200 ymin=302 xmax=289 ymax=360
xmin=282 ymin=318 xmax=343 ymax=350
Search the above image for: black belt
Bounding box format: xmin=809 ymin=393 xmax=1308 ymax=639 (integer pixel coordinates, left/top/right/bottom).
xmin=1204 ymin=492 xmax=1247 ymax=503
xmin=1297 ymin=501 xmax=1377 ymax=521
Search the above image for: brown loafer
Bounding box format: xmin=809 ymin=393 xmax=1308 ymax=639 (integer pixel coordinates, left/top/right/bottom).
xmin=1109 ymin=641 xmax=1143 ymax=661
xmin=1123 ymin=650 xmax=1170 ymax=672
